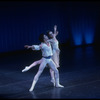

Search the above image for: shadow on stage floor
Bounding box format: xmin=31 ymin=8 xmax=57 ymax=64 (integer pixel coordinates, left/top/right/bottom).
xmin=0 ymin=45 xmax=100 ymax=99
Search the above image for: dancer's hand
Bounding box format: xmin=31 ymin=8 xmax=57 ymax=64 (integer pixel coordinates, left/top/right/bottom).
xmin=54 ymin=25 xmax=57 ymax=30
xmin=24 ymin=45 xmax=28 ymax=48
xmin=24 ymin=45 xmax=31 ymax=49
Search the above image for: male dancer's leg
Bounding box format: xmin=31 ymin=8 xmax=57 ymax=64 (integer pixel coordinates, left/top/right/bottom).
xmin=29 ymin=58 xmax=47 ymax=91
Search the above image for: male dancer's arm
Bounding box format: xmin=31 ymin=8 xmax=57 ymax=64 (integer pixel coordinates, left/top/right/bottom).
xmin=24 ymin=44 xmax=42 ymax=50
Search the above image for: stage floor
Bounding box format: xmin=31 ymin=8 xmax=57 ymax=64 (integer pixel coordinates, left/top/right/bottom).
xmin=0 ymin=45 xmax=100 ymax=99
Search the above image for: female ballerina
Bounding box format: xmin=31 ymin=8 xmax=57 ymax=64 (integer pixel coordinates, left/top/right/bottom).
xmin=46 ymin=25 xmax=60 ymax=85
xmin=24 ymin=33 xmax=64 ymax=91
xmin=22 ymin=25 xmax=60 ymax=86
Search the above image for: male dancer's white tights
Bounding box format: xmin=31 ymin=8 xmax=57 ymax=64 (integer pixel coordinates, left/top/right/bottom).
xmin=29 ymin=58 xmax=64 ymax=92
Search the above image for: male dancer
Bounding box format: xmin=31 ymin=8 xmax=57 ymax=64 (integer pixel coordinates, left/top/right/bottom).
xmin=24 ymin=33 xmax=64 ymax=91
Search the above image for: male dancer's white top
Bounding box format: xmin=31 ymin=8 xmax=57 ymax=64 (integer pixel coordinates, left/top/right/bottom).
xmin=32 ymin=42 xmax=53 ymax=57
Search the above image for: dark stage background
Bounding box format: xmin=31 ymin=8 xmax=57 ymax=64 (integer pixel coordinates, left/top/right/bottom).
xmin=0 ymin=1 xmax=100 ymax=53
xmin=1 ymin=1 xmax=100 ymax=99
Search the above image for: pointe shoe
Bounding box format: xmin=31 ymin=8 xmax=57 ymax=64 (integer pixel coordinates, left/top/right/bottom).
xmin=56 ymin=84 xmax=64 ymax=88
xmin=29 ymin=88 xmax=34 ymax=92
xmin=22 ymin=66 xmax=30 ymax=72
xmin=51 ymin=79 xmax=55 ymax=87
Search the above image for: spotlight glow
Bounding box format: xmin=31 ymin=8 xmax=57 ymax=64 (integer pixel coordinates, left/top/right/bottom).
xmin=71 ymin=19 xmax=82 ymax=46
xmin=84 ymin=19 xmax=95 ymax=44
xmin=70 ymin=16 xmax=96 ymax=46
xmin=84 ymin=30 xmax=94 ymax=44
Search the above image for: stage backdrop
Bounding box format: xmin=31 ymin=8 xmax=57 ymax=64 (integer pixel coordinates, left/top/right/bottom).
xmin=0 ymin=1 xmax=100 ymax=53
